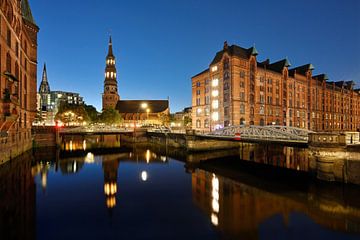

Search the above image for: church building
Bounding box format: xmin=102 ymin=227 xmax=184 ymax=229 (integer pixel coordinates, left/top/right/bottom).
xmin=102 ymin=37 xmax=169 ymax=126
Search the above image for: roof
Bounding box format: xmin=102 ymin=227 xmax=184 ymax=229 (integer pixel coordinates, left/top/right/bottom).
xmin=267 ymin=58 xmax=291 ymax=73
xmin=192 ymin=68 xmax=209 ymax=79
xmin=289 ymin=64 xmax=314 ymax=76
xmin=116 ymin=100 xmax=169 ymax=113
xmin=312 ymin=74 xmax=329 ymax=82
xmin=21 ymin=0 xmax=36 ymax=25
xmin=210 ymin=43 xmax=257 ymax=65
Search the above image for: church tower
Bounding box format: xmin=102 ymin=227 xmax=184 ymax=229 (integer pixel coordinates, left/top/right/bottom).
xmin=102 ymin=36 xmax=120 ymax=110
xmin=39 ymin=63 xmax=51 ymax=110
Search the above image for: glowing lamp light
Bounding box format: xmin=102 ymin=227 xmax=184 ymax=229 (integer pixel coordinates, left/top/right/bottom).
xmin=141 ymin=171 xmax=148 ymax=181
xmin=141 ymin=103 xmax=148 ymax=109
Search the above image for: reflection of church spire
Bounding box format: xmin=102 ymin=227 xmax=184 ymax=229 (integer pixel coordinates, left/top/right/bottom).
xmin=102 ymin=158 xmax=120 ymax=209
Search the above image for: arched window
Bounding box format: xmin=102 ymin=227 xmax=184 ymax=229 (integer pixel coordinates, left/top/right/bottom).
xmin=196 ymin=120 xmax=201 ymax=128
xmin=240 ymin=118 xmax=245 ymax=125
xmin=260 ymin=118 xmax=265 ymax=126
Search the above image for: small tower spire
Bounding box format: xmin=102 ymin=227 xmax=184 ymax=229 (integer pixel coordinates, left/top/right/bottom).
xmin=107 ymin=35 xmax=114 ymax=57
xmin=39 ymin=63 xmax=50 ymax=93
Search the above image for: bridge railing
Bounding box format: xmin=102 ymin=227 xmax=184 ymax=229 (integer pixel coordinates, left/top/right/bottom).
xmin=205 ymin=125 xmax=312 ymax=142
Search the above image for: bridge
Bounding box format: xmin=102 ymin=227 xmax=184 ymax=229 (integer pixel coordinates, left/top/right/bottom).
xmin=201 ymin=125 xmax=313 ymax=143
xmin=59 ymin=125 xmax=133 ymax=134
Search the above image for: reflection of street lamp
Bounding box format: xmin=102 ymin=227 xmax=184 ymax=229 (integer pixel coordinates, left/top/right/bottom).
xmin=141 ymin=171 xmax=148 ymax=181
xmin=146 ymin=108 xmax=150 ymax=124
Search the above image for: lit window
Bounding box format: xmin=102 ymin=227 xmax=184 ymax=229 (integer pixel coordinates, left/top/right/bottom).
xmin=212 ymin=100 xmax=219 ymax=109
xmin=212 ymin=112 xmax=219 ymax=121
xmin=212 ymin=79 xmax=219 ymax=87
xmin=211 ymin=65 xmax=218 ymax=72
xmin=111 ymin=72 xmax=114 ymax=78
xmin=212 ymin=90 xmax=219 ymax=97
xmin=114 ymin=73 xmax=117 ymax=78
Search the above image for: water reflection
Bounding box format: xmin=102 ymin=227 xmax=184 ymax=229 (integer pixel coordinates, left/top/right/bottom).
xmin=0 ymin=143 xmax=359 ymax=240
xmin=192 ymin=167 xmax=360 ymax=239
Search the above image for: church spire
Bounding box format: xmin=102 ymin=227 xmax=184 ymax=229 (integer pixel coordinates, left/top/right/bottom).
xmin=107 ymin=35 xmax=114 ymax=57
xmin=39 ymin=63 xmax=50 ymax=93
xmin=102 ymin=36 xmax=119 ymax=110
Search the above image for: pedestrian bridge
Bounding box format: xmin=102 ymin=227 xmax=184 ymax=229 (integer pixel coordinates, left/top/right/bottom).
xmin=59 ymin=125 xmax=133 ymax=134
xmin=203 ymin=125 xmax=313 ymax=143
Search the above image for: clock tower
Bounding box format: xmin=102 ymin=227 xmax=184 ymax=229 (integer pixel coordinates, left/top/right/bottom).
xmin=102 ymin=36 xmax=120 ymax=110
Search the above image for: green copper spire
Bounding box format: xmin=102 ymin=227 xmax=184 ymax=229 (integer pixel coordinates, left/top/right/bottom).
xmin=21 ymin=0 xmax=36 ymax=25
xmin=250 ymin=44 xmax=258 ymax=56
xmin=284 ymin=57 xmax=291 ymax=67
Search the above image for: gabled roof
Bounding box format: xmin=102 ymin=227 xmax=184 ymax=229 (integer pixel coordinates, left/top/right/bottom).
xmin=21 ymin=0 xmax=36 ymax=25
xmin=210 ymin=43 xmax=257 ymax=65
xmin=312 ymin=73 xmax=329 ymax=82
xmin=192 ymin=68 xmax=209 ymax=79
xmin=116 ymin=100 xmax=169 ymax=114
xmin=289 ymin=63 xmax=314 ymax=76
xmin=267 ymin=58 xmax=291 ymax=73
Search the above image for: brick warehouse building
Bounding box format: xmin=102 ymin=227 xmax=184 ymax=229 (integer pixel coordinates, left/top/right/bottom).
xmin=0 ymin=0 xmax=39 ymax=162
xmin=192 ymin=41 xmax=360 ymax=132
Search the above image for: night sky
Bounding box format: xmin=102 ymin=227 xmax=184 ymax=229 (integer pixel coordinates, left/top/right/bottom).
xmin=31 ymin=0 xmax=360 ymax=112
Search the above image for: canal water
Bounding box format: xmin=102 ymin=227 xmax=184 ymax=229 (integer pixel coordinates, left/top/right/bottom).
xmin=0 ymin=140 xmax=360 ymax=239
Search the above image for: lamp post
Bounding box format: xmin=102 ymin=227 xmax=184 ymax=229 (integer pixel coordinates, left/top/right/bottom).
xmin=134 ymin=102 xmax=148 ymax=131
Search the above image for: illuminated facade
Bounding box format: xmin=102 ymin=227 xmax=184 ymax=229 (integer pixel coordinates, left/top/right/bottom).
xmin=192 ymin=41 xmax=360 ymax=132
xmin=101 ymin=37 xmax=169 ymax=126
xmin=102 ymin=36 xmax=119 ymax=110
xmin=0 ymin=0 xmax=39 ymax=161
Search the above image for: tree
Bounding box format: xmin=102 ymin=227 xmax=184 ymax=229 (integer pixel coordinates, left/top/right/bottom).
xmin=158 ymin=112 xmax=170 ymax=126
xmin=55 ymin=102 xmax=90 ymax=125
xmin=84 ymin=104 xmax=99 ymax=123
xmin=99 ymin=108 xmax=122 ymax=125
xmin=183 ymin=115 xmax=192 ymax=128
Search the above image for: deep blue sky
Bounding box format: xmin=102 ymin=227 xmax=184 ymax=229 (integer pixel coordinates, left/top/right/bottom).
xmin=31 ymin=0 xmax=360 ymax=112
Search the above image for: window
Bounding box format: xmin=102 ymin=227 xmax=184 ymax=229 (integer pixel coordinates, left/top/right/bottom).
xmin=6 ymin=52 xmax=11 ymax=72
xmin=196 ymin=120 xmax=201 ymax=128
xmin=196 ymin=89 xmax=200 ymax=95
xmin=212 ymin=112 xmax=219 ymax=121
xmin=240 ymin=81 xmax=245 ymax=88
xmin=212 ymin=90 xmax=219 ymax=97
xmin=7 ymin=29 xmax=11 ymax=47
xmin=196 ymin=108 xmax=202 ymax=116
xmin=196 ymin=98 xmax=200 ymax=106
xmin=240 ymin=92 xmax=245 ymax=101
xmin=205 ymin=79 xmax=210 ymax=85
xmin=240 ymin=104 xmax=245 ymax=114
xmin=212 ymin=100 xmax=219 ymax=109
xmin=205 ymin=107 xmax=210 ymax=116
xmin=260 ymin=106 xmax=264 ymax=115
xmin=204 ymin=119 xmax=209 ymax=128
xmin=196 ymin=81 xmax=200 ymax=87
xmin=212 ymin=79 xmax=219 ymax=87
xmin=224 ymin=71 xmax=230 ymax=80
xmin=267 ymin=96 xmax=272 ymax=104
xmin=205 ymin=95 xmax=210 ymax=104
xmin=211 ymin=65 xmax=218 ymax=72
xmin=260 ymin=95 xmax=265 ymax=104
xmin=240 ymin=71 xmax=245 ymax=78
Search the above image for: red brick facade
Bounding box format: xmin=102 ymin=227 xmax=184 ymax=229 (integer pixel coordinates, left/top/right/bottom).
xmin=0 ymin=0 xmax=39 ymax=161
xmin=192 ymin=42 xmax=360 ymax=132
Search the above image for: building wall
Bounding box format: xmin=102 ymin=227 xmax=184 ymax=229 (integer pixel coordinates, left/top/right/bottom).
xmin=0 ymin=0 xmax=38 ymax=162
xmin=192 ymin=43 xmax=360 ymax=133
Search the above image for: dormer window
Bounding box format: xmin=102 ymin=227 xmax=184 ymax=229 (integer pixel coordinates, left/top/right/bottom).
xmin=211 ymin=65 xmax=218 ymax=72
